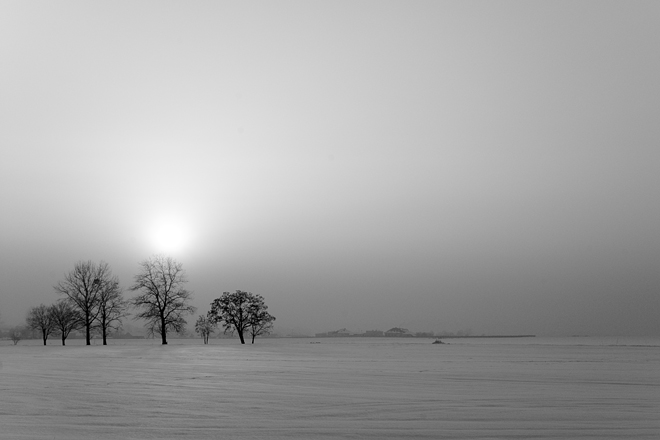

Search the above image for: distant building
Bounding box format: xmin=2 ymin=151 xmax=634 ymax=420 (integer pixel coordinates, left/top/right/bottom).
xmin=384 ymin=327 xmax=414 ymax=337
xmin=363 ymin=330 xmax=384 ymax=337
xmin=315 ymin=328 xmax=355 ymax=337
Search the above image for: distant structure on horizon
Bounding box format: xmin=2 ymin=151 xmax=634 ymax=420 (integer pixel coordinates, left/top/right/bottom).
xmin=312 ymin=328 xmax=533 ymax=339
xmin=315 ymin=328 xmax=355 ymax=337
xmin=314 ymin=327 xmax=433 ymax=338
xmin=383 ymin=327 xmax=414 ymax=337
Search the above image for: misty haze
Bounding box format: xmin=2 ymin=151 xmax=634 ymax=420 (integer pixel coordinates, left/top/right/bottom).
xmin=1 ymin=1 xmax=659 ymax=439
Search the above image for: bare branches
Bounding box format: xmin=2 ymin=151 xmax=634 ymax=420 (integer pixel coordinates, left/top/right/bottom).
xmin=26 ymin=304 xmax=56 ymax=345
xmin=54 ymin=261 xmax=117 ymax=345
xmin=194 ymin=315 xmax=217 ymax=344
xmin=129 ymin=255 xmax=196 ymax=344
xmin=96 ymin=280 xmax=129 ymax=345
xmin=9 ymin=327 xmax=22 ymax=345
xmin=49 ymin=301 xmax=84 ymax=346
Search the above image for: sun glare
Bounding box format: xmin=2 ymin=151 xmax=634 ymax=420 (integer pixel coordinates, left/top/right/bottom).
xmin=148 ymin=218 xmax=191 ymax=254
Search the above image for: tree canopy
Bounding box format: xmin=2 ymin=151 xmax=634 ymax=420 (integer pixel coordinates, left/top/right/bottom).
xmin=208 ymin=290 xmax=275 ymax=344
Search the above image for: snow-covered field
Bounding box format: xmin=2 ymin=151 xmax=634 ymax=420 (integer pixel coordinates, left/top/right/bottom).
xmin=1 ymin=337 xmax=658 ymax=439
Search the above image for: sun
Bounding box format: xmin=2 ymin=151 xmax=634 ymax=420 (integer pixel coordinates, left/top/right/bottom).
xmin=148 ymin=218 xmax=191 ymax=254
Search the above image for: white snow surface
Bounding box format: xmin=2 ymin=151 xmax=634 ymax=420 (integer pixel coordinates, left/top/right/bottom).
xmin=0 ymin=337 xmax=658 ymax=439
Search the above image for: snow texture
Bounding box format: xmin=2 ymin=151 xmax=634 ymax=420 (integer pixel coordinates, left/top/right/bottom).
xmin=1 ymin=337 xmax=658 ymax=439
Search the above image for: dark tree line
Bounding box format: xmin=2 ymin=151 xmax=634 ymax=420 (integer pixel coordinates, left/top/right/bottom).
xmin=20 ymin=256 xmax=276 ymax=346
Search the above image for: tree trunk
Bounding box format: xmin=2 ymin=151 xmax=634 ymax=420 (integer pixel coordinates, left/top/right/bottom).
xmin=238 ymin=330 xmax=245 ymax=344
xmin=102 ymin=325 xmax=107 ymax=345
xmin=85 ymin=316 xmax=91 ymax=345
xmin=62 ymin=334 xmax=66 ymax=346
xmin=161 ymin=316 xmax=167 ymax=344
xmin=42 ymin=330 xmax=47 ymax=346
xmin=251 ymin=334 xmax=255 ymax=344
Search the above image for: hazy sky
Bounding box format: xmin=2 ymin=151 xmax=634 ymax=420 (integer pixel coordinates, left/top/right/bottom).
xmin=1 ymin=1 xmax=659 ymax=336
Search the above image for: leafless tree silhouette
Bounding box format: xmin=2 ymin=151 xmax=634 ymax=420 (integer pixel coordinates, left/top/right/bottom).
xmin=9 ymin=327 xmax=22 ymax=345
xmin=130 ymin=255 xmax=196 ymax=345
xmin=49 ymin=301 xmax=84 ymax=346
xmin=26 ymin=304 xmax=55 ymax=345
xmin=195 ymin=315 xmax=216 ymax=344
xmin=97 ymin=279 xmax=129 ymax=345
xmin=54 ymin=261 xmax=117 ymax=345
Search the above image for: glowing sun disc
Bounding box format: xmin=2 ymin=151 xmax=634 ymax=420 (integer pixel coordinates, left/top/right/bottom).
xmin=149 ymin=219 xmax=190 ymax=253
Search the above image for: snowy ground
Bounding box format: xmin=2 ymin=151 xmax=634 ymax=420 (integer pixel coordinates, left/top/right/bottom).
xmin=1 ymin=337 xmax=658 ymax=439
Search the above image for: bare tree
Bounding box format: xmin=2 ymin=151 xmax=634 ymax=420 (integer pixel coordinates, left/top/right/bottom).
xmin=9 ymin=327 xmax=22 ymax=345
xmin=49 ymin=301 xmax=83 ymax=346
xmin=247 ymin=295 xmax=275 ymax=344
xmin=130 ymin=255 xmax=196 ymax=345
xmin=208 ymin=290 xmax=275 ymax=344
xmin=26 ymin=304 xmax=55 ymax=345
xmin=54 ymin=261 xmax=116 ymax=345
xmin=194 ymin=315 xmax=216 ymax=344
xmin=96 ymin=279 xmax=129 ymax=345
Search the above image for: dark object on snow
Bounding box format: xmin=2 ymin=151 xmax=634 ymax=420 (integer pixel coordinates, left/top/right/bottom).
xmin=432 ymin=339 xmax=445 ymax=344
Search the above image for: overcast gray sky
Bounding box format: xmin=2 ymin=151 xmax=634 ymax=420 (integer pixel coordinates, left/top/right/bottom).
xmin=1 ymin=1 xmax=659 ymax=336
